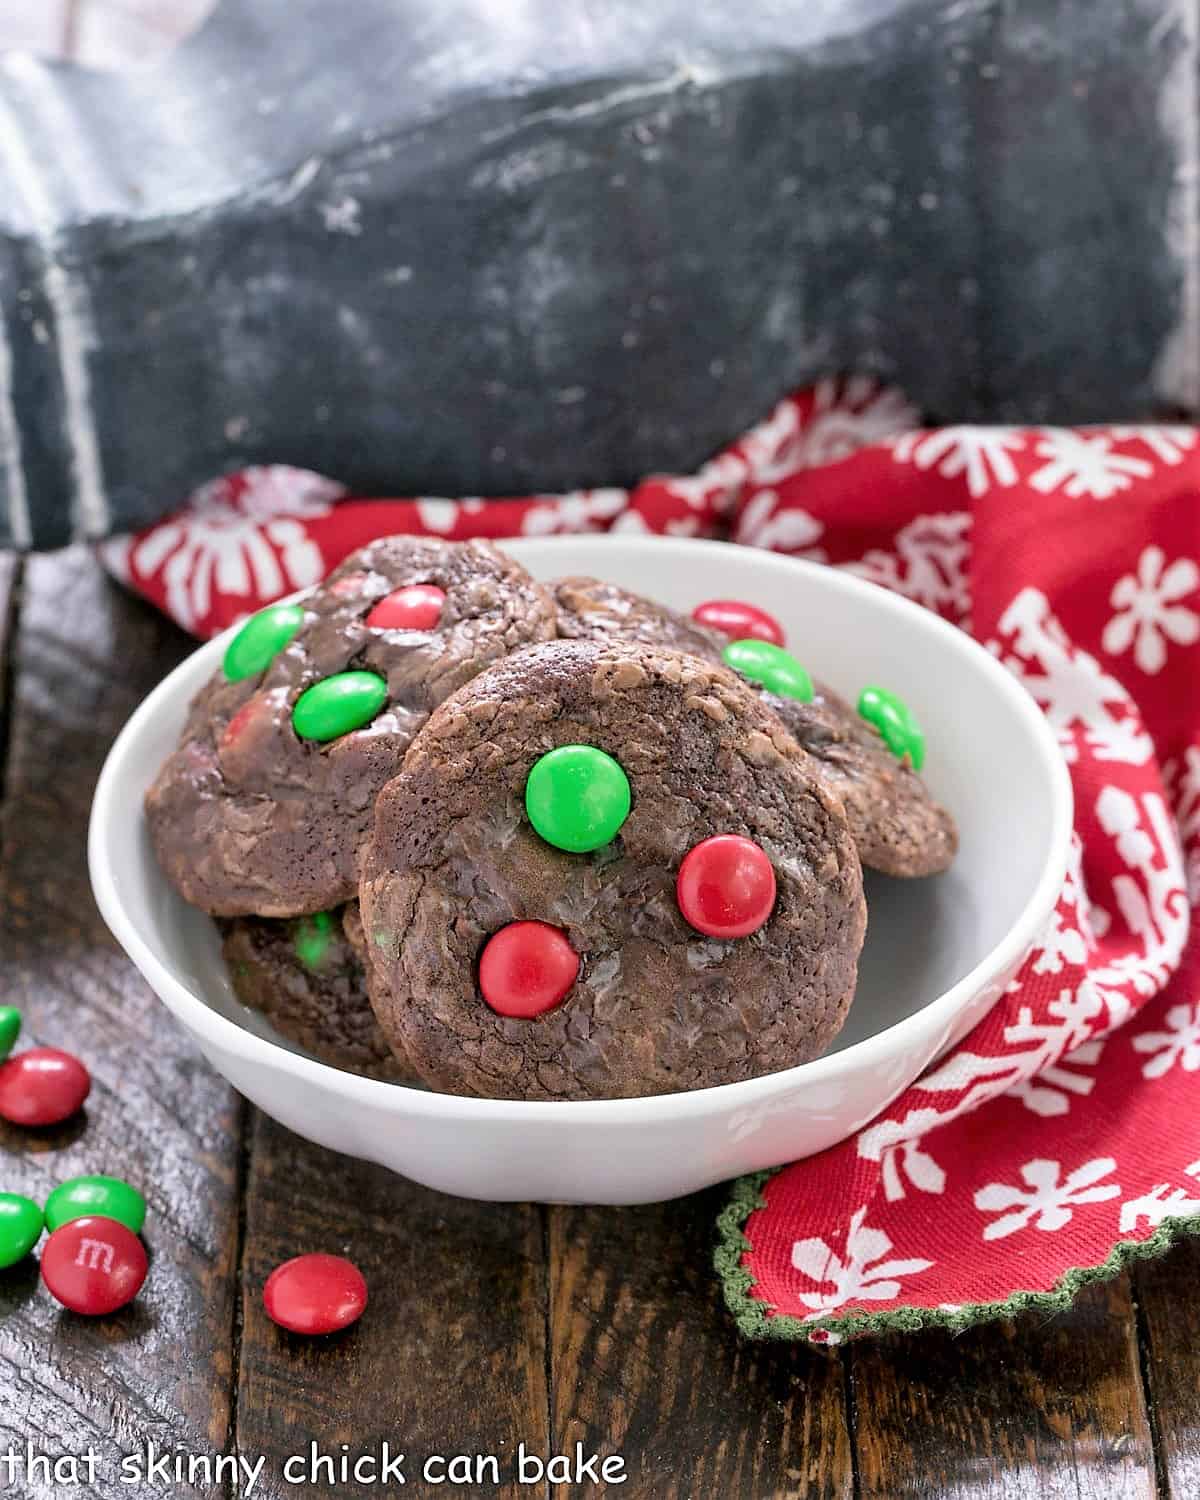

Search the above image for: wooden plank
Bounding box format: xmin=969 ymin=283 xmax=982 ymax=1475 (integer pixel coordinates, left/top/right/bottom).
xmin=0 ymin=548 xmax=241 ymax=1500
xmin=548 ymin=1195 xmax=853 ymax=1500
xmin=234 ymin=1112 xmax=550 ymax=1499
xmin=1133 ymin=1236 xmax=1200 ymax=1496
xmin=849 ymin=1276 xmax=1157 ymax=1499
xmin=0 ymin=551 xmax=17 ymax=781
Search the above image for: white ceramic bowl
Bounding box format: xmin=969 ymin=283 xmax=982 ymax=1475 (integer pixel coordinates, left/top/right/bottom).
xmin=89 ymin=536 xmax=1071 ymax=1204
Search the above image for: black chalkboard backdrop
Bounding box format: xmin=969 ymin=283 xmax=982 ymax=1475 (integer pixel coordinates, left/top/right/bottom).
xmin=0 ymin=0 xmax=1191 ymax=548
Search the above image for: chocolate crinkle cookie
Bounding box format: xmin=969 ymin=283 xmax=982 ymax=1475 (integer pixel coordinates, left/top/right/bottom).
xmin=220 ymin=903 xmax=412 ymax=1083
xmin=146 ymin=537 xmax=557 ymax=917
xmin=552 ymin=574 xmax=728 ymax=658
xmin=360 ymin=639 xmax=866 ymax=1102
xmin=764 ymin=684 xmax=957 ymax=878
xmin=551 ymin=575 xmax=956 ymax=879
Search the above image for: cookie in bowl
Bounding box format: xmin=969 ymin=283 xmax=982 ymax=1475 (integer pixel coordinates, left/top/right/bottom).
xmin=552 ymin=574 xmax=728 ymax=658
xmin=359 ymin=638 xmax=867 ymax=1101
xmin=145 ymin=537 xmax=557 ymax=917
xmin=758 ymin=680 xmax=957 ymax=878
xmin=553 ymin=575 xmax=957 ymax=879
xmin=220 ymin=903 xmax=410 ymax=1082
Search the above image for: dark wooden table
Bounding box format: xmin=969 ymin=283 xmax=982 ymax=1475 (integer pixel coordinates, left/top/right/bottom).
xmin=1 ymin=547 xmax=1198 ymax=1499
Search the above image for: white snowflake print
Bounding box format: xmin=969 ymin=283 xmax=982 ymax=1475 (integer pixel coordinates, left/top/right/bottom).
xmin=902 ymin=782 xmax=1185 ymax=1141
xmin=1027 ymin=429 xmax=1153 ymax=499
xmin=131 ymin=467 xmax=341 ymax=632
xmin=857 ymin=1110 xmax=948 ymax=1202
xmin=740 ymin=377 xmax=917 ymax=485
xmin=1011 ymin=1039 xmax=1104 ymax=1118
xmin=1131 ymin=1002 xmax=1200 ymax=1079
xmin=994 ymin=588 xmax=1154 ymax=764
xmin=1119 ymin=1182 xmax=1200 ymax=1233
xmin=415 ymin=496 xmax=488 ymax=534
xmin=918 ymin=982 xmax=1103 ymax=1107
xmin=845 ymin=512 xmax=972 ymax=625
xmin=659 ymin=452 xmax=747 ymax=517
xmin=790 ymin=1206 xmax=933 ymax=1320
xmin=1029 ymin=905 xmax=1091 ymax=976
xmin=889 ymin=427 xmax=1025 ymax=499
xmin=1058 ymin=829 xmax=1109 ymax=950
xmin=1165 ymin=746 xmax=1200 ymax=902
xmin=609 ymin=510 xmax=703 ymax=539
xmin=1074 ymin=786 xmax=1189 ymax=1033
xmin=974 ymin=1157 xmax=1120 ymax=1241
xmin=733 ymin=490 xmax=828 ymax=555
xmin=1109 ymin=425 xmax=1197 ymax=466
xmin=1102 ymin=545 xmax=1200 ymax=675
xmin=520 ymin=489 xmax=628 ymax=536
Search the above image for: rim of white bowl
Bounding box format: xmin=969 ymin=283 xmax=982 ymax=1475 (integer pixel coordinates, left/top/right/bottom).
xmin=89 ymin=535 xmax=1074 ymax=1124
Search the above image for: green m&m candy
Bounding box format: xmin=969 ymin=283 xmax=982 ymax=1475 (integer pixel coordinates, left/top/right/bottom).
xmin=858 ymin=686 xmax=925 ymax=770
xmin=0 ymin=1007 xmax=20 ymax=1062
xmin=45 ymin=1175 xmax=146 ymax=1235
xmin=722 ymin=639 xmax=814 ymax=702
xmin=223 ymin=602 xmax=305 ymax=682
xmin=293 ymin=911 xmax=335 ymax=970
xmin=525 ymin=745 xmax=631 ymax=853
xmin=0 ymin=1193 xmax=44 ymax=1268
xmin=292 ymin=671 xmax=388 ymax=742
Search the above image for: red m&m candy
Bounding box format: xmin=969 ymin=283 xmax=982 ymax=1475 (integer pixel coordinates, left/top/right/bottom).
xmin=366 ymin=584 xmax=446 ymax=632
xmin=692 ymin=599 xmax=785 ymax=647
xmin=479 ymin=921 xmax=579 ymax=1018
xmin=677 ymin=835 xmax=777 ymax=939
xmin=0 ymin=1047 xmax=91 ymax=1126
xmin=219 ymin=692 xmax=266 ymax=753
xmin=40 ymin=1216 xmax=147 ymax=1315
xmin=264 ymin=1253 xmax=368 ymax=1335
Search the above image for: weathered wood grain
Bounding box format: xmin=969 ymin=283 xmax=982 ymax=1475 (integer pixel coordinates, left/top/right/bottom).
xmin=0 ymin=549 xmax=241 ymax=1500
xmin=0 ymin=553 xmax=17 ymax=783
xmin=1132 ymin=1236 xmax=1200 ymax=1497
xmin=547 ymin=1195 xmax=853 ymax=1500
xmin=849 ymin=1277 xmax=1157 ymax=1499
xmin=234 ymin=1112 xmax=549 ymax=1499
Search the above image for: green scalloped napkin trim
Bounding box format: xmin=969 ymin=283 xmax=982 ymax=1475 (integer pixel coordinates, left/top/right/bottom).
xmin=715 ymin=1168 xmax=1200 ymax=1342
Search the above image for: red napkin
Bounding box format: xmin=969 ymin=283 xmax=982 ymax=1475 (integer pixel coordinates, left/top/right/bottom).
xmin=102 ymin=378 xmax=1200 ymax=1341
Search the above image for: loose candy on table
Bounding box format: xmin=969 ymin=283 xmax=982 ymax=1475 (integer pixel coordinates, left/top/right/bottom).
xmin=857 ymin=685 xmax=926 ymax=770
xmin=479 ymin=921 xmax=580 ymax=1018
xmin=0 ymin=1047 xmax=91 ymax=1127
xmin=263 ymin=1253 xmax=368 ymax=1335
xmin=0 ymin=1193 xmax=44 ymax=1269
xmin=0 ymin=1006 xmax=20 ymax=1062
xmin=722 ymin=639 xmax=813 ymax=702
xmin=45 ymin=1175 xmax=146 ymax=1235
xmin=40 ymin=1216 xmax=148 ymax=1315
xmin=676 ymin=834 xmax=777 ymax=940
xmin=365 ymin=583 xmax=446 ymax=632
xmin=292 ymin=671 xmax=389 ymax=742
xmin=692 ymin=599 xmax=785 ymax=647
xmin=524 ymin=744 xmax=631 ymax=853
xmin=223 ymin=602 xmax=305 ymax=682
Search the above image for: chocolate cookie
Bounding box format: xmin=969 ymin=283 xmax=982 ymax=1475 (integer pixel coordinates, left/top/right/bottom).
xmin=552 ymin=575 xmax=956 ymax=879
xmin=360 ymin=639 xmax=866 ymax=1101
xmin=552 ymin=574 xmax=727 ymax=658
xmin=764 ymin=683 xmax=957 ymax=878
xmin=221 ymin=904 xmax=410 ymax=1081
xmin=146 ymin=537 xmax=557 ymax=916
